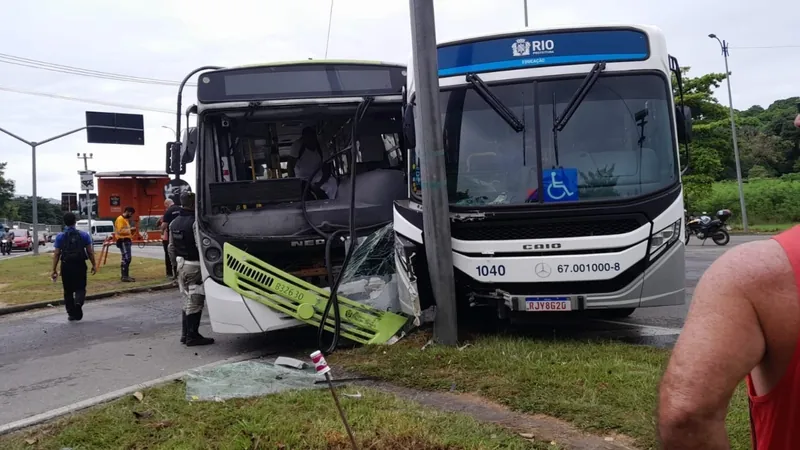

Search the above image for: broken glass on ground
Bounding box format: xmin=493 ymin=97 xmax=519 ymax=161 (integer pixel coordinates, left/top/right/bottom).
xmin=184 ymin=359 xmax=324 ymax=401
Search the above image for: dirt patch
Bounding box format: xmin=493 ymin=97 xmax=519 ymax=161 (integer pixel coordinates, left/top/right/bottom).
xmin=356 ymin=380 xmax=639 ymax=450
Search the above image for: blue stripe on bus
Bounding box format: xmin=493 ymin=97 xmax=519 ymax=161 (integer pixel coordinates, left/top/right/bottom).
xmin=438 ymin=53 xmax=648 ymax=77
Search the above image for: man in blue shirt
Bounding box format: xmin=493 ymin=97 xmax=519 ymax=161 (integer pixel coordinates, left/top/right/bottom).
xmin=51 ymin=212 xmax=97 ymax=321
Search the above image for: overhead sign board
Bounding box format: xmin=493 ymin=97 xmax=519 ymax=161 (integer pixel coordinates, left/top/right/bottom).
xmin=79 ymin=193 xmax=99 ymax=216
xmin=79 ymin=170 xmax=95 ymax=191
xmin=437 ymin=28 xmax=650 ymax=77
xmin=197 ymin=63 xmax=407 ymax=103
xmin=85 ymin=111 xmax=145 ymax=145
xmin=61 ymin=192 xmax=78 ymax=212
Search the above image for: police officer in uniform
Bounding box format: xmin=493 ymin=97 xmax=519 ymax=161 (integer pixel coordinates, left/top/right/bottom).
xmin=169 ymin=192 xmax=214 ymax=346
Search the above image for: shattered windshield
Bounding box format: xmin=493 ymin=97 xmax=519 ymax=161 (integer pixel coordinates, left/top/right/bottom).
xmin=410 ymin=73 xmax=678 ymax=206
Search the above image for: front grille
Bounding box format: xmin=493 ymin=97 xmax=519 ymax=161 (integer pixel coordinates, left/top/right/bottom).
xmin=451 ymin=217 xmax=642 ymax=241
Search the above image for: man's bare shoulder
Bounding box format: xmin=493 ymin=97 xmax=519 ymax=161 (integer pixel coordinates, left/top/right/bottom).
xmin=703 ymin=238 xmax=792 ymax=300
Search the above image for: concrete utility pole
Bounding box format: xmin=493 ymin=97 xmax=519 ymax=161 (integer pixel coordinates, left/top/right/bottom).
xmin=709 ymin=34 xmax=748 ymax=232
xmin=78 ymin=153 xmax=94 ymax=232
xmin=408 ymin=0 xmax=458 ymax=345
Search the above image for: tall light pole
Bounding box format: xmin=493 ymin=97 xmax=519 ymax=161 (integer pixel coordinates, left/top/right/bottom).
xmin=161 ymin=125 xmax=176 ymax=135
xmin=523 ymin=0 xmax=529 ymax=27
xmin=709 ymin=33 xmax=748 ymax=232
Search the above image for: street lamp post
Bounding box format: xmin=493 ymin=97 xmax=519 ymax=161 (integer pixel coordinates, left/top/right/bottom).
xmin=523 ymin=0 xmax=529 ymax=27
xmin=161 ymin=125 xmax=176 ymax=135
xmin=709 ymin=33 xmax=748 ymax=232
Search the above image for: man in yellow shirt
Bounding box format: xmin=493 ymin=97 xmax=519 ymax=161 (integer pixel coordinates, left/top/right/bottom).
xmin=114 ymin=206 xmax=136 ymax=282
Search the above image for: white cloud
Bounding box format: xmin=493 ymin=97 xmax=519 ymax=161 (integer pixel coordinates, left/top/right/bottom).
xmin=0 ymin=0 xmax=797 ymax=201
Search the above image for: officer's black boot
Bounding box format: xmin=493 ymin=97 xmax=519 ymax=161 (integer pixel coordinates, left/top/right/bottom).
xmin=180 ymin=311 xmax=187 ymax=344
xmin=185 ymin=312 xmax=214 ymax=346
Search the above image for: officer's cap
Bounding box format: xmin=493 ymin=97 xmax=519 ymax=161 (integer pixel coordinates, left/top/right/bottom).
xmin=180 ymin=192 xmax=195 ymax=208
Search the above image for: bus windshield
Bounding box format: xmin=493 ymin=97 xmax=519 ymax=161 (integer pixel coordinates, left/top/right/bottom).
xmin=412 ymin=73 xmax=678 ymax=206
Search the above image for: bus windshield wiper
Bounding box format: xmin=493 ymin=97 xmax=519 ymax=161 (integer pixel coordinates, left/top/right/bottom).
xmin=466 ymin=73 xmax=524 ymax=132
xmin=551 ymin=62 xmax=606 ymax=165
xmin=553 ymin=62 xmax=606 ymax=132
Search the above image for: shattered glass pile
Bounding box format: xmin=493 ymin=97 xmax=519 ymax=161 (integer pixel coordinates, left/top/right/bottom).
xmin=184 ymin=359 xmax=324 ymax=401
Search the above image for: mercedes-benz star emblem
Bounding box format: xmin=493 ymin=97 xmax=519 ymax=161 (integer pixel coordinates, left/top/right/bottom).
xmin=534 ymin=263 xmax=552 ymax=278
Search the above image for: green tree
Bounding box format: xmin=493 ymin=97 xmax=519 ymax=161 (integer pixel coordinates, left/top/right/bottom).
xmin=672 ymin=67 xmax=729 ymax=123
xmin=11 ymin=196 xmax=64 ymax=225
xmin=0 ymin=162 xmax=17 ymax=220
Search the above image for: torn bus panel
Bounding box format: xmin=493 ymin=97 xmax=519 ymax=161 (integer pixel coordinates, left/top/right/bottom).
xmin=222 ymin=241 xmax=409 ymax=345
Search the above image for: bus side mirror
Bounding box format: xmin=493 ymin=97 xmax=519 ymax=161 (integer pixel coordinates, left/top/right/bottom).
xmin=676 ymin=105 xmax=693 ymax=144
xmin=403 ymin=103 xmax=416 ymax=149
xmin=181 ymin=127 xmax=198 ymax=164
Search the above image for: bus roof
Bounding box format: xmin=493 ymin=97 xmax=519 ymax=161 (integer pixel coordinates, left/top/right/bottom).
xmin=217 ymin=59 xmax=405 ymax=71
xmin=196 ymin=60 xmax=407 ymax=105
xmin=436 ymin=23 xmax=664 ymax=47
xmin=408 ymin=23 xmax=669 ymax=92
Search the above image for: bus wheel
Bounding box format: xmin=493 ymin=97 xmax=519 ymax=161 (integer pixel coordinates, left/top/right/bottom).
xmin=598 ymin=308 xmax=636 ymax=319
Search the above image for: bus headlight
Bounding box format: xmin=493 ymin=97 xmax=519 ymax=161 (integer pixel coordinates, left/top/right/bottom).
xmin=205 ymin=247 xmax=221 ymax=262
xmin=213 ymin=263 xmax=224 ymax=279
xmin=196 ymin=227 xmax=224 ymax=282
xmin=649 ymin=219 xmax=681 ymax=260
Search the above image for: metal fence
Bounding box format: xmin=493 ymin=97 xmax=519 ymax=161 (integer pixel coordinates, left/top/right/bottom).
xmin=0 ymin=219 xmax=61 ymax=234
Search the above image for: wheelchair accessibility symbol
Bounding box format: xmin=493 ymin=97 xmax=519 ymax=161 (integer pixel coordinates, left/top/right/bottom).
xmin=542 ymin=168 xmax=579 ymax=203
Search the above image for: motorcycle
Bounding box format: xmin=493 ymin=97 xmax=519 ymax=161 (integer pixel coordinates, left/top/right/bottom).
xmin=0 ymin=238 xmax=10 ymax=255
xmin=685 ymin=209 xmax=732 ymax=246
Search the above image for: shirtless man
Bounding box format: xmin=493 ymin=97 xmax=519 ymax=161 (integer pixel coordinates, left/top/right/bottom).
xmin=658 ymin=114 xmax=800 ymax=448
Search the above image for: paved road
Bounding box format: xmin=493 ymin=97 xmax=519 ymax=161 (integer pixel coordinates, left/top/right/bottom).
xmin=0 ymin=242 xmax=166 ymax=263
xmin=0 ymin=235 xmax=770 ymax=427
xmin=0 ymin=291 xmax=316 ymax=426
xmin=625 ymin=234 xmax=769 ymax=330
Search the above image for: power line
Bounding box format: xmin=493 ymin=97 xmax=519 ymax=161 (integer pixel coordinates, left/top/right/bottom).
xmin=0 ymin=52 xmax=198 ymax=87
xmin=0 ymin=86 xmax=174 ymax=115
xmin=729 ymin=45 xmax=800 ymax=49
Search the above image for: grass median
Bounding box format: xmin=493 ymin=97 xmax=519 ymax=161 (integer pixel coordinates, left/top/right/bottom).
xmin=0 ymin=381 xmax=550 ymax=450
xmin=0 ymin=252 xmax=168 ymax=307
xmin=332 ymin=332 xmax=752 ymax=450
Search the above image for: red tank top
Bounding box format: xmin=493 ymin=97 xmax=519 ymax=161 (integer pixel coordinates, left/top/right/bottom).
xmin=746 ymin=225 xmax=800 ymax=449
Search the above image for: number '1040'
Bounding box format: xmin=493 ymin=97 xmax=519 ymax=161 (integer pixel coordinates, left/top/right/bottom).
xmin=476 ymin=265 xmax=506 ymax=277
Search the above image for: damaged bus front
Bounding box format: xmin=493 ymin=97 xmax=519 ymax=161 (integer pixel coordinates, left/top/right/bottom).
xmin=168 ymin=61 xmax=410 ymax=336
xmin=395 ymin=25 xmax=693 ymax=321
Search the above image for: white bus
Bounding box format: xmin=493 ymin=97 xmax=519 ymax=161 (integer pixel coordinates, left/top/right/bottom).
xmin=170 ymin=61 xmax=408 ymax=334
xmin=394 ymin=24 xmax=693 ymax=321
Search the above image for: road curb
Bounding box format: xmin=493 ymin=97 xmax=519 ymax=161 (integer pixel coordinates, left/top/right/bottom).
xmin=0 ymin=283 xmax=177 ymax=317
xmin=0 ymin=352 xmax=265 ymax=436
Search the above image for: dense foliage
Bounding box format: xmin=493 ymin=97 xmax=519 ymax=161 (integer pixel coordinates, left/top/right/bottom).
xmin=674 ymin=68 xmax=799 ymax=223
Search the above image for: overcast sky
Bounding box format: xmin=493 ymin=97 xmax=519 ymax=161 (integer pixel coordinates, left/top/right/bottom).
xmin=0 ymin=0 xmax=796 ymax=199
